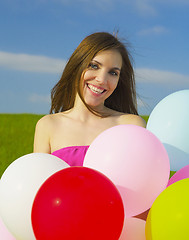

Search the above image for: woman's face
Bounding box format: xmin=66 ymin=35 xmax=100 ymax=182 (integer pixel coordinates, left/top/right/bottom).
xmin=81 ymin=49 xmax=122 ymax=109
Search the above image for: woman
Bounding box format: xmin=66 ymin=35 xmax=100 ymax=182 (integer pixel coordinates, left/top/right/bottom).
xmin=33 ymin=32 xmax=146 ymax=166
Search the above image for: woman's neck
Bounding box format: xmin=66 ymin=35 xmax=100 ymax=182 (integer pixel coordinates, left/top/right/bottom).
xmin=68 ymin=94 xmax=106 ymax=122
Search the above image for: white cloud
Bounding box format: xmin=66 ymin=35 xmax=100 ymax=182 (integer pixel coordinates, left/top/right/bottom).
xmin=130 ymin=0 xmax=189 ymax=16
xmin=137 ymin=25 xmax=168 ymax=36
xmin=0 ymin=51 xmax=66 ymax=73
xmin=153 ymin=0 xmax=189 ymax=4
xmin=135 ymin=68 xmax=189 ymax=85
xmin=28 ymin=93 xmax=51 ymax=104
xmin=3 ymin=0 xmax=189 ymax=15
xmin=55 ymin=0 xmax=114 ymax=11
xmin=134 ymin=0 xmax=157 ymax=16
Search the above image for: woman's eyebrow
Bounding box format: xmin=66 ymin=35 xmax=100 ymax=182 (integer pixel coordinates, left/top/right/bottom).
xmin=92 ymin=60 xmax=121 ymax=71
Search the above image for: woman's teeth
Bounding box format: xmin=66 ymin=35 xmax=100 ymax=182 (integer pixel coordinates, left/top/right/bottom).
xmin=88 ymin=84 xmax=105 ymax=94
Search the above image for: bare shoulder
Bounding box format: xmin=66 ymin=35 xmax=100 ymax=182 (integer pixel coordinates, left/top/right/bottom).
xmin=36 ymin=114 xmax=52 ymax=124
xmin=35 ymin=115 xmax=51 ymax=133
xmin=36 ymin=113 xmax=63 ymax=128
xmin=33 ymin=113 xmax=63 ymax=153
xmin=118 ymin=114 xmax=146 ymax=128
xmin=35 ymin=112 xmax=71 ymax=139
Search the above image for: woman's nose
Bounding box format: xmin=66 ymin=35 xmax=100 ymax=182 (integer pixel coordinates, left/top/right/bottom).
xmin=96 ymin=70 xmax=107 ymax=84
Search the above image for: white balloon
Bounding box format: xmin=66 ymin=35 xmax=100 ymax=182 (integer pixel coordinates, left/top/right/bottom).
xmin=0 ymin=153 xmax=69 ymax=240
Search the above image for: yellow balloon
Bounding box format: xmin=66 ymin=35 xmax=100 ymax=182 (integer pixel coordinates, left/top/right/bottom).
xmin=145 ymin=178 xmax=189 ymax=240
xmin=145 ymin=210 xmax=152 ymax=240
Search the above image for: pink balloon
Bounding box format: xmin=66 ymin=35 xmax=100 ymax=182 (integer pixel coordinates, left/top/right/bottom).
xmin=83 ymin=125 xmax=170 ymax=217
xmin=119 ymin=217 xmax=146 ymax=240
xmin=0 ymin=217 xmax=15 ymax=240
xmin=168 ymin=164 xmax=189 ymax=187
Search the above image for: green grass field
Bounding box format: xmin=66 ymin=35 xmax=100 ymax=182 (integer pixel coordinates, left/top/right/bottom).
xmin=1 ymin=114 xmax=175 ymax=178
xmin=0 ymin=113 xmax=44 ymax=177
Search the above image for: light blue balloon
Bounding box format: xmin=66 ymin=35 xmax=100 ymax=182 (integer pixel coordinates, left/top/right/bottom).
xmin=147 ymin=90 xmax=189 ymax=171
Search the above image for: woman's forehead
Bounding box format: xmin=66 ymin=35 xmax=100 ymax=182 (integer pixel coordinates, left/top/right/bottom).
xmin=92 ymin=50 xmax=122 ymax=68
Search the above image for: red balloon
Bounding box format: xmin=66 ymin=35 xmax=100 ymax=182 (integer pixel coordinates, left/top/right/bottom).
xmin=31 ymin=167 xmax=124 ymax=240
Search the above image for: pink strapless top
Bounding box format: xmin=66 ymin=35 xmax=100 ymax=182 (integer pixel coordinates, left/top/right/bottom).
xmin=51 ymin=145 xmax=89 ymax=167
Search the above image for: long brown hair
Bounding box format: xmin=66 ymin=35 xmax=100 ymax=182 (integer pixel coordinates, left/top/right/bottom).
xmin=50 ymin=32 xmax=138 ymax=116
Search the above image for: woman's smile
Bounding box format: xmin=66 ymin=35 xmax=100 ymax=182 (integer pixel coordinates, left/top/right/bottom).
xmin=87 ymin=83 xmax=107 ymax=95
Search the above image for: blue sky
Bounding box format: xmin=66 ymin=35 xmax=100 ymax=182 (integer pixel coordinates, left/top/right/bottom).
xmin=0 ymin=0 xmax=189 ymax=115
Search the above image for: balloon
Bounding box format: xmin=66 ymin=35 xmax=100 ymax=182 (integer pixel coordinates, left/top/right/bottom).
xmin=147 ymin=89 xmax=189 ymax=171
xmin=0 ymin=153 xmax=69 ymax=240
xmin=167 ymin=164 xmax=189 ymax=187
xmin=83 ymin=125 xmax=170 ymax=217
xmin=146 ymin=178 xmax=189 ymax=240
xmin=119 ymin=218 xmax=146 ymax=240
xmin=0 ymin=216 xmax=15 ymax=240
xmin=32 ymin=167 xmax=124 ymax=240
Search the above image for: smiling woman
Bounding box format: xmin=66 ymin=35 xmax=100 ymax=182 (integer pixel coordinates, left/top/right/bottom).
xmin=33 ymin=32 xmax=146 ymax=165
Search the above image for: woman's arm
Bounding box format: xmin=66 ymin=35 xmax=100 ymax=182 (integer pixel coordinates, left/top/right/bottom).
xmin=33 ymin=115 xmax=52 ymax=153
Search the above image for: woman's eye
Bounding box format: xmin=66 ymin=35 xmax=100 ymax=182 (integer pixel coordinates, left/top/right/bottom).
xmin=89 ymin=63 xmax=98 ymax=69
xmin=110 ymin=71 xmax=118 ymax=76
